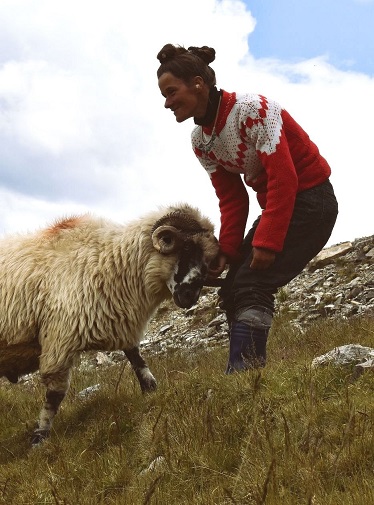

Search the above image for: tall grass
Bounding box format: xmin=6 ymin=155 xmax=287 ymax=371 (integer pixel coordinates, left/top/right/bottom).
xmin=0 ymin=315 xmax=373 ymax=504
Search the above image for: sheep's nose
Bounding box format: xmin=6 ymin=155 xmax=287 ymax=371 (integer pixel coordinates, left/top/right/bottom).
xmin=173 ymin=281 xmax=203 ymax=309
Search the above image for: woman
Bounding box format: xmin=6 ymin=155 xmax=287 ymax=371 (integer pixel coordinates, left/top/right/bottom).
xmin=156 ymin=43 xmax=338 ymax=373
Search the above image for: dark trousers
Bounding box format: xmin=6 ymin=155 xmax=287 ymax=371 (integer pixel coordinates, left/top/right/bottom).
xmin=220 ymin=179 xmax=339 ymax=320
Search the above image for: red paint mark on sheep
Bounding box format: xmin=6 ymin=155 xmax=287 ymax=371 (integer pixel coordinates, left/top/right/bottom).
xmin=43 ymin=216 xmax=85 ymax=237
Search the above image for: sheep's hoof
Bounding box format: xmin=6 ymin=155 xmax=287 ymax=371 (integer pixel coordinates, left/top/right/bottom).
xmin=31 ymin=428 xmax=50 ymax=446
xmin=140 ymin=377 xmax=157 ymax=393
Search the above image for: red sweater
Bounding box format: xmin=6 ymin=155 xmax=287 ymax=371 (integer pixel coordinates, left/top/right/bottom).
xmin=191 ymin=90 xmax=331 ymax=261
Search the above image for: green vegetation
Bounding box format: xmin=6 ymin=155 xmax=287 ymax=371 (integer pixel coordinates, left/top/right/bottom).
xmin=0 ymin=315 xmax=373 ymax=504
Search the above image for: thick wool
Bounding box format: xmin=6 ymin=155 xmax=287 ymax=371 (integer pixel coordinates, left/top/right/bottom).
xmin=0 ymin=203 xmax=219 ymax=444
xmin=0 ymin=203 xmax=218 ymax=382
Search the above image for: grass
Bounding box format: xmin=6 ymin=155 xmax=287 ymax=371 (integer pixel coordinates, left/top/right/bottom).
xmin=0 ymin=315 xmax=373 ymax=504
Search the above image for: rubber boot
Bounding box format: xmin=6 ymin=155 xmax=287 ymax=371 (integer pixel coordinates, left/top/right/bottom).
xmin=225 ymin=321 xmax=268 ymax=374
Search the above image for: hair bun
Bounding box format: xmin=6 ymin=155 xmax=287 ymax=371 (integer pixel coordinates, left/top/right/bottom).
xmin=187 ymin=46 xmax=216 ymax=65
xmin=157 ymin=43 xmax=186 ymax=64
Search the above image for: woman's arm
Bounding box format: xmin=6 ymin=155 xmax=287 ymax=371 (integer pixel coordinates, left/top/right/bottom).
xmin=210 ymin=165 xmax=249 ymax=262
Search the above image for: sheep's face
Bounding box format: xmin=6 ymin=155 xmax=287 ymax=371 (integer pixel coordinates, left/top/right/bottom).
xmin=170 ymin=240 xmax=209 ymax=308
xmin=151 ymin=207 xmax=220 ymax=308
xmin=152 ymin=226 xmax=219 ymax=309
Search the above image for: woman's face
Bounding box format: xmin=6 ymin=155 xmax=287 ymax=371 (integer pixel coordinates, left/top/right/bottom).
xmin=158 ymin=72 xmax=208 ymax=123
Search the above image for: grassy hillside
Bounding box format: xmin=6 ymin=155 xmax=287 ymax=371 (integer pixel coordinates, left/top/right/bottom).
xmin=0 ymin=313 xmax=373 ymax=504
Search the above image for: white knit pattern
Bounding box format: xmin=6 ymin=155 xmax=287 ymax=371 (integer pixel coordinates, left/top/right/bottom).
xmin=238 ymin=93 xmax=283 ymax=154
xmin=191 ymin=93 xmax=283 ymax=183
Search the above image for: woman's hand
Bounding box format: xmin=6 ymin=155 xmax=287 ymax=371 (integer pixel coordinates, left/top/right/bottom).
xmin=250 ymin=247 xmax=276 ymax=270
xmin=208 ymin=251 xmax=228 ymax=278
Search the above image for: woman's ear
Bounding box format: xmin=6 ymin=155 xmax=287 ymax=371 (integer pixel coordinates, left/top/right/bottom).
xmin=194 ymin=76 xmax=204 ymax=90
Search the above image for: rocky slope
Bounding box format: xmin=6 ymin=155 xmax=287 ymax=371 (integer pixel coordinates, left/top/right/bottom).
xmin=140 ymin=234 xmax=374 ymax=355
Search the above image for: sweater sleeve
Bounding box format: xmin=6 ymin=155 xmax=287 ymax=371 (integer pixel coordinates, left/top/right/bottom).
xmin=253 ymin=138 xmax=298 ymax=252
xmin=244 ymin=100 xmax=299 ymax=252
xmin=210 ymin=165 xmax=249 ymax=261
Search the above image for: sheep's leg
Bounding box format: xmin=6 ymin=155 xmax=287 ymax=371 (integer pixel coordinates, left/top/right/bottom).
xmin=124 ymin=347 xmax=157 ymax=393
xmin=32 ymin=368 xmax=71 ymax=445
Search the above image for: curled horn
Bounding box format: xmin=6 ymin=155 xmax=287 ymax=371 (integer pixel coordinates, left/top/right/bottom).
xmin=152 ymin=225 xmax=185 ymax=254
xmin=151 ymin=210 xmax=208 ymax=237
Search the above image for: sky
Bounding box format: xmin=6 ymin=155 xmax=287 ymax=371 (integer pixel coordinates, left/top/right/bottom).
xmin=0 ymin=0 xmax=373 ymax=248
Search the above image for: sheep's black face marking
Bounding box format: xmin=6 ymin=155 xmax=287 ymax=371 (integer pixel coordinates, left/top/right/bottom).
xmin=170 ymin=241 xmax=208 ymax=309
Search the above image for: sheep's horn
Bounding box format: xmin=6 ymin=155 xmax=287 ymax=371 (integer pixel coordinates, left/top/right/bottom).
xmin=152 ymin=225 xmax=185 ymax=254
xmin=151 ymin=211 xmax=207 ymax=235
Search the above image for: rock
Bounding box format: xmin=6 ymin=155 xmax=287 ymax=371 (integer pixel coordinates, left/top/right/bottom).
xmin=159 ymin=324 xmax=173 ymax=335
xmin=275 ymin=235 xmax=374 ymax=325
xmin=78 ymin=384 xmax=101 ymax=398
xmin=96 ymin=352 xmax=113 ymax=365
xmin=356 ymin=358 xmax=374 ymax=370
xmin=311 ymin=344 xmax=374 ymax=368
xmin=309 ymin=241 xmax=353 ymax=269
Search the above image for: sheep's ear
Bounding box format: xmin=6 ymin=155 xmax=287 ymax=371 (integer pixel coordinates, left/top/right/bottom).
xmin=152 ymin=226 xmax=184 ymax=254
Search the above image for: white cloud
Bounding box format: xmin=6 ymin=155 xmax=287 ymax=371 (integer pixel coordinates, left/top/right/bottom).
xmin=0 ymin=0 xmax=372 ymax=247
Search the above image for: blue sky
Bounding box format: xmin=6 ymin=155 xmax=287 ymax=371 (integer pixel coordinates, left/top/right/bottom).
xmin=0 ymin=0 xmax=373 ymax=247
xmin=247 ymin=0 xmax=374 ymax=74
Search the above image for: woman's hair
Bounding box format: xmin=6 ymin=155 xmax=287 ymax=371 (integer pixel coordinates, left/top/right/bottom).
xmin=156 ymin=43 xmax=216 ymax=87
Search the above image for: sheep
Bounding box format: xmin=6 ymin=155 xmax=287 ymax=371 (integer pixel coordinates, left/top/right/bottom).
xmin=0 ymin=203 xmax=219 ymax=444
